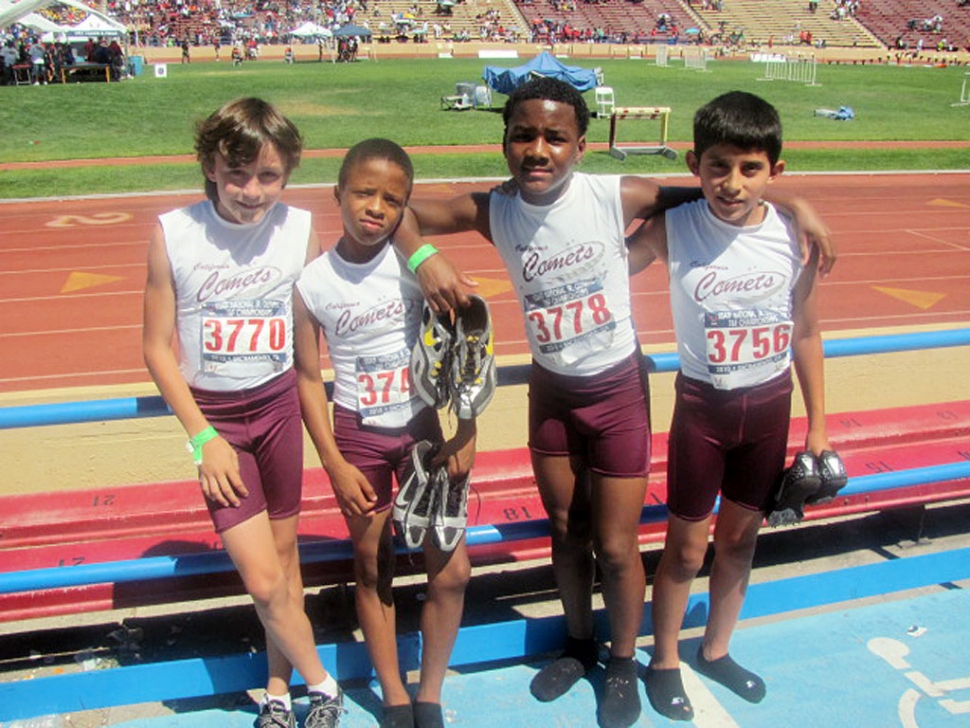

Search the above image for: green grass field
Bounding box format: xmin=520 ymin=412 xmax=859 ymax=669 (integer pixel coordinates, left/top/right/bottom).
xmin=1 ymin=56 xmax=968 ymax=198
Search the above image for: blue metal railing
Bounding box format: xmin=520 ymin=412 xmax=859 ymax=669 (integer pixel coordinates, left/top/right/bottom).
xmin=3 ymin=328 xmax=968 ymax=430
xmin=0 ymin=327 xmax=968 ymax=598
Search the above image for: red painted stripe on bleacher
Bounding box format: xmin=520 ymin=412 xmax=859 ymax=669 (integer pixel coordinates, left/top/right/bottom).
xmin=0 ymin=402 xmax=967 ymax=623
xmin=1 ymin=402 xmax=968 ymax=554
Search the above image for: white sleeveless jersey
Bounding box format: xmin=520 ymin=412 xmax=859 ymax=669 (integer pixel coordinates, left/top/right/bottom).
xmin=296 ymin=244 xmax=427 ymax=429
xmin=161 ymin=200 xmax=310 ymax=392
xmin=489 ymin=173 xmax=636 ymax=376
xmin=666 ymin=200 xmax=803 ymax=390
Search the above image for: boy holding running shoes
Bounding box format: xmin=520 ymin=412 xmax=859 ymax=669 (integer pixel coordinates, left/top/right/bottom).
xmin=294 ymin=138 xmax=495 ymax=728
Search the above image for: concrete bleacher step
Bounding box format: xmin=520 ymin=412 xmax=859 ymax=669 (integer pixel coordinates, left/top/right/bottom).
xmin=0 ymin=401 xmax=967 ymax=622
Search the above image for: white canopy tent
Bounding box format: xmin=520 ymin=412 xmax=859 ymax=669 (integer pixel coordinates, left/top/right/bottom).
xmin=289 ymin=21 xmax=332 ymax=39
xmin=1 ymin=0 xmax=126 ymax=39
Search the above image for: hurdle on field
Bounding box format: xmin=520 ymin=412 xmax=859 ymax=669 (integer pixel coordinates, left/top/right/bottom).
xmin=952 ymin=72 xmax=970 ymax=107
xmin=760 ymin=53 xmax=820 ymax=86
xmin=655 ymin=44 xmax=669 ymax=67
xmin=683 ymin=48 xmax=710 ymax=72
xmin=608 ymin=106 xmax=678 ymax=160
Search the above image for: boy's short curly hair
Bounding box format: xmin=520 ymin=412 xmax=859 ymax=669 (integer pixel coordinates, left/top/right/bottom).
xmin=693 ymin=91 xmax=783 ymax=165
xmin=195 ymin=97 xmax=303 ymax=203
xmin=502 ymin=76 xmax=590 ymax=140
xmin=338 ymin=138 xmax=414 ymax=197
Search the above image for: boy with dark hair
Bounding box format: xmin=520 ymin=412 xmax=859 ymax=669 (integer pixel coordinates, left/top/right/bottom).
xmin=395 ymin=78 xmax=834 ymax=728
xmin=628 ymin=90 xmax=842 ymax=721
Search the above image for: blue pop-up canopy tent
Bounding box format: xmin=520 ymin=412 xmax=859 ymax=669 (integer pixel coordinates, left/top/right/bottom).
xmin=483 ymin=51 xmax=598 ymax=95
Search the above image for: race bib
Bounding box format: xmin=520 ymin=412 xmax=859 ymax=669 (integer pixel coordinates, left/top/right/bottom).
xmin=705 ymin=309 xmax=792 ymax=389
xmin=355 ymin=347 xmax=414 ymax=428
xmin=201 ymin=300 xmax=288 ymax=374
xmin=524 ymin=279 xmax=616 ymax=366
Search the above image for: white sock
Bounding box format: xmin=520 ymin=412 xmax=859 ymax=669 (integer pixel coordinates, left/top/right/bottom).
xmin=262 ymin=691 xmax=292 ymax=711
xmin=307 ymin=673 xmax=339 ymax=699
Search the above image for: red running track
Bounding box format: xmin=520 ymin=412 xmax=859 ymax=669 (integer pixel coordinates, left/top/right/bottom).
xmin=1 ymin=173 xmax=969 ymax=394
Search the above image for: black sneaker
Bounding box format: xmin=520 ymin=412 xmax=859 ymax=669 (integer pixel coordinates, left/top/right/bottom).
xmin=806 ymin=449 xmax=848 ymax=504
xmin=767 ymin=451 xmax=821 ymax=527
xmin=304 ymin=687 xmax=345 ymax=728
xmin=256 ymin=699 xmax=295 ymax=728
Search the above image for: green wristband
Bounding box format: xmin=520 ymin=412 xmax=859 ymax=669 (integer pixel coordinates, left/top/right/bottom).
xmin=406 ymin=243 xmax=439 ymax=274
xmin=186 ymin=425 xmax=218 ymax=466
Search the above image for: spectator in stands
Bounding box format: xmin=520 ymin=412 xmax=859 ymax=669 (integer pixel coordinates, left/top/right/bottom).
xmin=1 ymin=41 xmax=18 ymax=85
xmin=142 ymin=97 xmax=345 ymax=728
xmin=108 ymin=38 xmax=125 ymax=81
xmin=29 ymin=40 xmax=47 ymax=85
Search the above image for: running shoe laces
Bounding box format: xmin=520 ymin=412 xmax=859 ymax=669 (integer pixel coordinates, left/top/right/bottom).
xmin=411 ymin=303 xmax=455 ymax=410
xmin=449 ymin=294 xmax=496 ymax=420
xmin=431 ymin=466 xmax=470 ymax=552
xmin=256 ymin=699 xmax=295 ymax=728
xmin=393 ymin=440 xmax=439 ymax=550
xmin=304 ymin=687 xmax=345 ymax=728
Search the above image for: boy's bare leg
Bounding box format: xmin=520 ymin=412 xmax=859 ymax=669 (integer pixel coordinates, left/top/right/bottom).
xmin=589 ymin=474 xmax=648 ymax=659
xmin=221 ymin=515 xmax=331 ymax=688
xmin=415 ymin=539 xmax=471 ymax=705
xmin=703 ymin=500 xmax=762 ymax=660
xmin=693 ymin=500 xmax=767 ymax=704
xmin=348 ymin=510 xmax=411 ymax=707
xmin=264 ymin=516 xmax=302 ymax=696
xmin=649 ymin=514 xmax=712 ymax=668
xmin=533 ymin=453 xmax=595 ymax=642
xmin=645 ymin=513 xmax=710 ymax=721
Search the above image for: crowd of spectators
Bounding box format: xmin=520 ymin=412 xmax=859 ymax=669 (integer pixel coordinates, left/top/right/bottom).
xmin=0 ymin=34 xmax=126 ymax=85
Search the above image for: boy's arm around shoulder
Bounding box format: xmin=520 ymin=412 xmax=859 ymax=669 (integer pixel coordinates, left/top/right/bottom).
xmin=292 ymin=287 xmax=379 ymax=517
xmin=790 ymin=247 xmax=830 ymax=455
xmin=766 ymin=190 xmax=837 ymax=277
xmin=395 ymin=192 xmax=490 ymax=313
xmin=626 ymin=213 xmax=669 ymax=276
xmin=619 ymin=176 xmax=703 ymax=226
xmin=142 ymin=223 xmax=247 ymax=506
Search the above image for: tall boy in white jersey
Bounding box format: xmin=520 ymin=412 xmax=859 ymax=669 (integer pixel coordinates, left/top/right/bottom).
xmin=628 ymin=90 xmax=834 ymax=721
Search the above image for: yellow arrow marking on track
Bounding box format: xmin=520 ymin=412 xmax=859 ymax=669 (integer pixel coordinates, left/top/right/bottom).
xmin=928 ymin=198 xmax=968 ymax=208
xmin=872 ymin=286 xmax=946 ymax=310
xmin=61 ymin=271 xmax=126 ymax=293
xmin=468 ymin=276 xmax=514 ymax=299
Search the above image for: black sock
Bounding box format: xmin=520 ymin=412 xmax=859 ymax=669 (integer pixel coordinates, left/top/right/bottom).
xmin=600 ymin=656 xmax=641 ymax=728
xmin=644 ymin=666 xmax=694 ymax=721
xmin=529 ymin=636 xmax=599 ymax=702
xmin=412 ymin=701 xmax=444 ymax=728
xmin=695 ymin=648 xmax=766 ymax=703
xmin=381 ymin=703 xmax=415 ymax=728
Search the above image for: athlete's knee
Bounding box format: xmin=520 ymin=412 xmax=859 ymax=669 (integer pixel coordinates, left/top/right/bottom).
xmin=244 ymin=569 xmax=290 ymax=610
xmin=661 ymin=539 xmax=707 ymax=580
xmin=430 ymin=553 xmax=471 ymax=595
xmin=353 ymin=543 xmax=395 ymax=594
